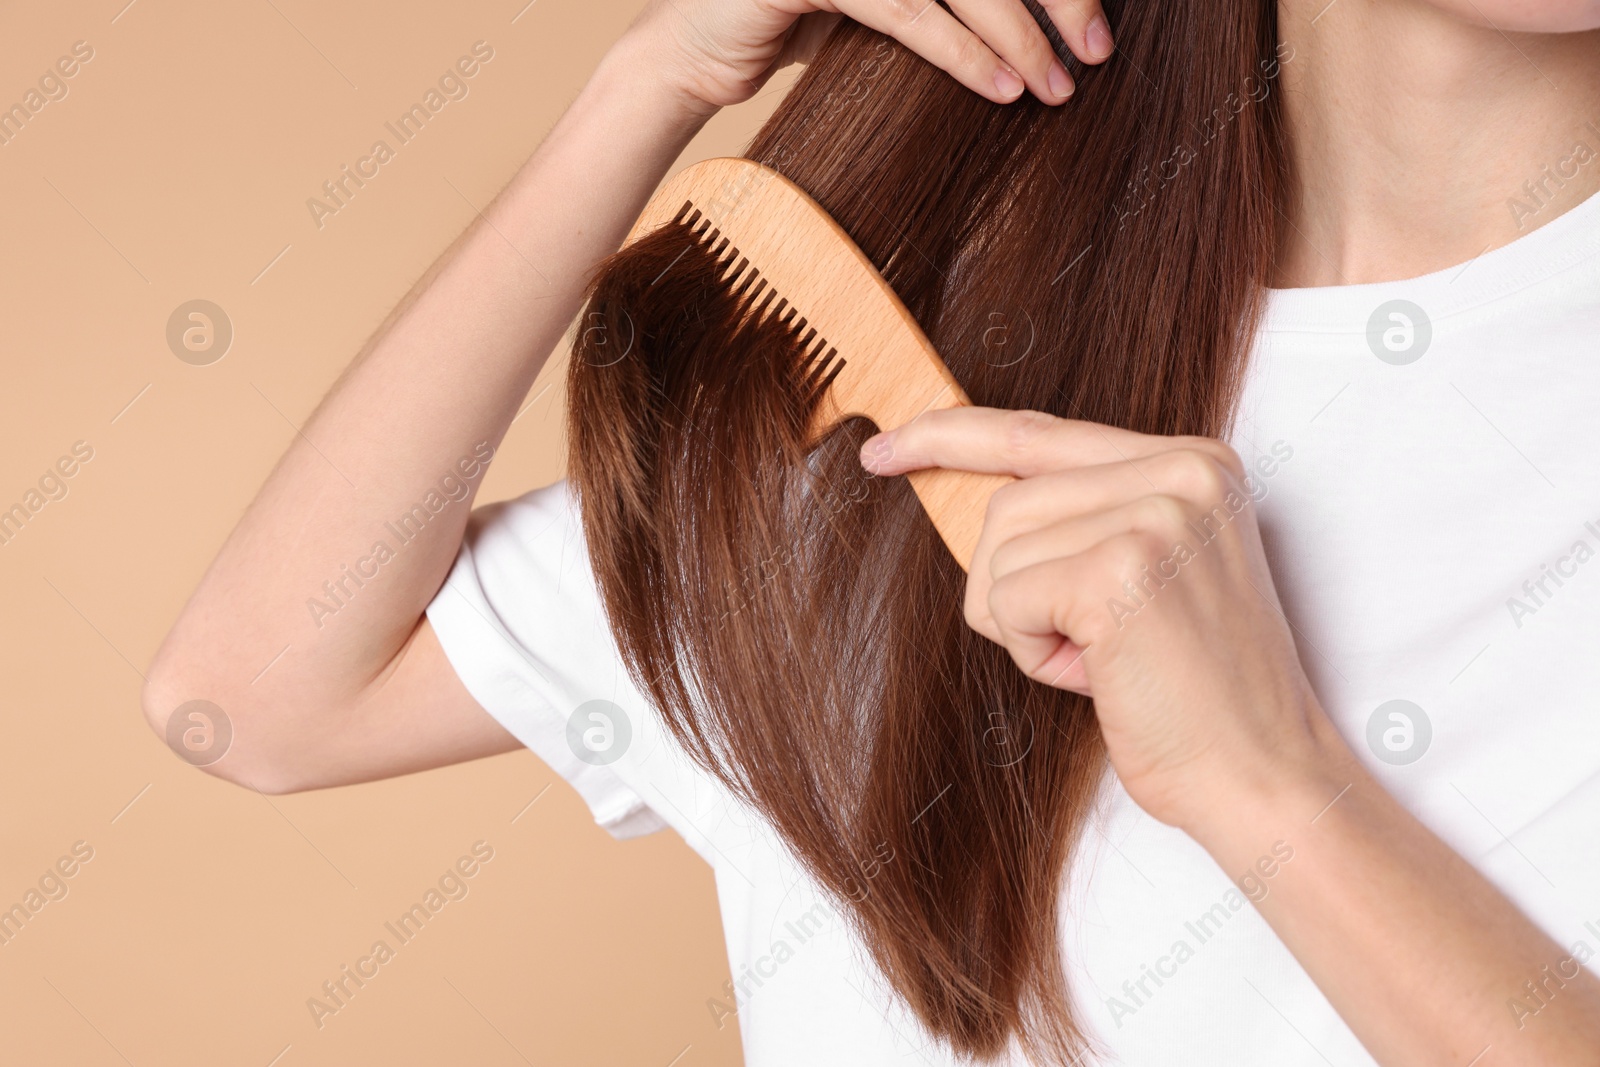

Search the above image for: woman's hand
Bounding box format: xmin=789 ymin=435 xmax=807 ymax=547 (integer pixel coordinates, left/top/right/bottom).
xmin=625 ymin=0 xmax=1115 ymax=115
xmin=866 ymin=408 xmax=1600 ymax=1065
xmin=860 ymin=407 xmax=1350 ymax=832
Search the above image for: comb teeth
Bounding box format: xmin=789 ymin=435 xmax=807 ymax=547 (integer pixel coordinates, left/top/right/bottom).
xmin=672 ymin=199 xmax=847 ymax=401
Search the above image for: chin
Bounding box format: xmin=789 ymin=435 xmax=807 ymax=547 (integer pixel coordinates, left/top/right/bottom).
xmin=1426 ymin=0 xmax=1600 ymax=32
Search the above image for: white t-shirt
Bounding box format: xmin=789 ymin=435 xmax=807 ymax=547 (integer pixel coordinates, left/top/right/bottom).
xmin=425 ymin=187 xmax=1600 ymax=1066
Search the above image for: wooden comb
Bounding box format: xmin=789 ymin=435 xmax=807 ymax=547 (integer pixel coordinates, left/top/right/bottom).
xmin=623 ymin=157 xmax=1014 ymax=571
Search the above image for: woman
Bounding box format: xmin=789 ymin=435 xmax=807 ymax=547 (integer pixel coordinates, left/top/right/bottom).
xmin=145 ymin=0 xmax=1600 ymax=1063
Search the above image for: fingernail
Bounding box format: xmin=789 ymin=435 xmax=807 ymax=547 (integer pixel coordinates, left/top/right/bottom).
xmin=861 ymin=431 xmax=896 ymax=470
xmin=1048 ymin=62 xmax=1074 ymax=100
xmin=993 ymin=67 xmax=1025 ymax=100
xmin=1086 ymin=15 xmax=1114 ymax=60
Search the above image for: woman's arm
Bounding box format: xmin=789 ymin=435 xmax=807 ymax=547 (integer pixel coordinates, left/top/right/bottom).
xmin=1201 ymin=752 xmax=1600 ymax=1066
xmin=140 ymin=33 xmax=717 ymax=793
xmin=862 ymin=406 xmax=1600 ymax=1066
xmin=143 ymin=0 xmax=1112 ymax=794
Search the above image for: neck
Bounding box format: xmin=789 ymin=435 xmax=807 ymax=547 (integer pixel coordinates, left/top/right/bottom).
xmin=1273 ymin=1 xmax=1600 ymax=288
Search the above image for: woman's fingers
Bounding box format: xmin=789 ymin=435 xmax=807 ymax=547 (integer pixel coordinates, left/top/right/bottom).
xmin=864 ymin=407 xmax=1244 ymax=487
xmin=832 ymin=0 xmax=1025 ymax=102
xmin=984 ymin=547 xmax=1125 ymax=689
xmin=987 ymin=495 xmax=1192 ymax=584
xmin=836 ymin=0 xmax=1109 ymax=104
xmin=964 ymin=492 xmax=1194 ymax=644
xmin=1037 ymin=0 xmax=1115 ymax=64
xmin=945 ymin=0 xmax=1077 ymax=102
xmin=864 ymin=408 xmax=1152 ymax=477
xmin=974 ymin=452 xmax=1251 ymax=555
xmin=859 ymin=406 xmax=1264 ymax=709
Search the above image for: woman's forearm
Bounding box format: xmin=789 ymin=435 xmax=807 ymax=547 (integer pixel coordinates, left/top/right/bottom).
xmin=143 ymin=33 xmax=713 ymax=784
xmin=1193 ymin=729 xmax=1600 ymax=1066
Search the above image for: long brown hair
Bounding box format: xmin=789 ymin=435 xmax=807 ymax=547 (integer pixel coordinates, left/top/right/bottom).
xmin=568 ymin=2 xmax=1288 ymax=1059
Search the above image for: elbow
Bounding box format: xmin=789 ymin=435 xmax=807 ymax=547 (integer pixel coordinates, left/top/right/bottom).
xmin=140 ymin=653 xmax=308 ymax=796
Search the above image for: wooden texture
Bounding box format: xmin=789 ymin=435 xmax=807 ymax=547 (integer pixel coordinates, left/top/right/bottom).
xmin=625 ymin=157 xmax=1013 ymax=570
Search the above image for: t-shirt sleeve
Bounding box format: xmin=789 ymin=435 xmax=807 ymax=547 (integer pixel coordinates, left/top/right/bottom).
xmin=424 ymin=479 xmax=668 ymax=840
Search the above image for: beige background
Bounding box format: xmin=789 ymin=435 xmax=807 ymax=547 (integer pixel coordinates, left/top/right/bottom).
xmin=0 ymin=2 xmax=799 ymax=1063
